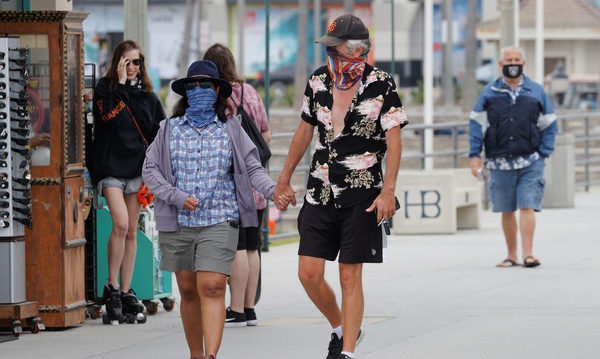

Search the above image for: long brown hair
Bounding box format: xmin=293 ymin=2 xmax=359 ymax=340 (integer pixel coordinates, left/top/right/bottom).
xmin=203 ymin=43 xmax=243 ymax=84
xmin=105 ymin=40 xmax=154 ymax=93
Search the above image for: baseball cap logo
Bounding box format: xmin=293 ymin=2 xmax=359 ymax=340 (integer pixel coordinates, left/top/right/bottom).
xmin=328 ymin=22 xmax=337 ymax=34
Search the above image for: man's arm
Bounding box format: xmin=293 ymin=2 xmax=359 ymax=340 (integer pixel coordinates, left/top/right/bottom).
xmin=273 ymin=120 xmax=315 ymax=208
xmin=366 ymin=125 xmax=402 ymax=221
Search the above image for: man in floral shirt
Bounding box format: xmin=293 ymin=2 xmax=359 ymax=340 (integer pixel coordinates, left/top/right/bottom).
xmin=273 ymin=14 xmax=408 ymax=359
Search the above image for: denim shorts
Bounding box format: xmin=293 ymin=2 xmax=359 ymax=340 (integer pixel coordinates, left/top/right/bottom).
xmin=97 ymin=176 xmax=143 ymax=196
xmin=158 ymin=221 xmax=239 ymax=275
xmin=488 ymin=158 xmax=546 ymax=213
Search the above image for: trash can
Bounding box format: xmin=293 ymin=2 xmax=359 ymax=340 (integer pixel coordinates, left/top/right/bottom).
xmin=95 ymin=200 xmax=175 ymax=315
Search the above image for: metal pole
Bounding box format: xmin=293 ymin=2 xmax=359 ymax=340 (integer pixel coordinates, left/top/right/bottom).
xmin=514 ymin=0 xmax=520 ymax=47
xmin=314 ymin=0 xmax=321 ymax=68
xmin=237 ymin=0 xmax=245 ymax=78
xmin=443 ymin=0 xmax=454 ymax=107
xmin=265 ymin=0 xmax=271 ymax=118
xmin=124 ymin=0 xmax=148 ymax=58
xmin=390 ymin=0 xmax=395 ymax=77
xmin=424 ymin=0 xmax=434 ymax=170
xmin=535 ymin=0 xmax=544 ymax=83
xmin=498 ymin=0 xmax=515 ymax=49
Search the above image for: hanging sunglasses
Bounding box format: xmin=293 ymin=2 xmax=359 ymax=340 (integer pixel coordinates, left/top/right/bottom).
xmin=13 ymin=197 xmax=30 ymax=206
xmin=8 ymin=58 xmax=27 ymax=67
xmin=14 ymin=216 xmax=32 ymax=229
xmin=0 ymin=219 xmax=9 ymax=228
xmin=13 ymin=206 xmax=30 ymax=217
xmin=11 ymin=118 xmax=31 ymax=128
xmin=0 ymin=142 xmax=6 ymax=150
xmin=0 ymin=63 xmax=4 ymax=71
xmin=0 ymin=160 xmax=7 ymax=167
xmin=0 ymin=83 xmax=5 ymax=91
xmin=10 ymin=98 xmax=28 ymax=106
xmin=0 ymin=129 xmax=8 ymax=140
xmin=0 ymin=151 xmax=8 ymax=160
xmin=0 ymin=180 xmax=7 ymax=189
xmin=12 ymin=177 xmax=30 ymax=186
xmin=0 ymin=91 xmax=6 ymax=99
xmin=13 ymin=188 xmax=31 ymax=197
xmin=18 ymin=159 xmax=28 ymax=169
xmin=0 ymin=52 xmax=4 ymax=60
xmin=0 ymin=191 xmax=9 ymax=199
xmin=11 ymin=147 xmax=30 ymax=156
xmin=0 ymin=112 xmax=6 ymax=120
xmin=0 ymin=201 xmax=9 ymax=208
xmin=11 ymin=128 xmax=30 ymax=137
xmin=0 ymin=172 xmax=6 ymax=180
xmin=9 ymin=67 xmax=29 ymax=79
xmin=0 ymin=210 xmax=9 ymax=219
xmin=9 ymin=48 xmax=29 ymax=59
xmin=0 ymin=123 xmax=6 ymax=130
xmin=10 ymin=88 xmax=28 ymax=99
xmin=10 ymin=78 xmax=28 ymax=87
xmin=11 ymin=138 xmax=28 ymax=146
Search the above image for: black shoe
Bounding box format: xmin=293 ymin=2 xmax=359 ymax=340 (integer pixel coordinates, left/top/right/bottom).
xmin=121 ymin=288 xmax=145 ymax=314
xmin=326 ymin=329 xmax=365 ymax=359
xmin=244 ymin=307 xmax=257 ymax=326
xmin=339 ymin=355 xmax=353 ymax=359
xmin=225 ymin=307 xmax=247 ymax=327
xmin=103 ymin=283 xmax=123 ymax=323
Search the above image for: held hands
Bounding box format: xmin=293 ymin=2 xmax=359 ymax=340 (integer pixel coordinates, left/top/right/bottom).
xmin=272 ymin=183 xmax=297 ymax=211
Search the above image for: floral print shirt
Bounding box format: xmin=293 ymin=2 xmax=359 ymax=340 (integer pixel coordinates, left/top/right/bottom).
xmin=301 ymin=64 xmax=408 ymax=209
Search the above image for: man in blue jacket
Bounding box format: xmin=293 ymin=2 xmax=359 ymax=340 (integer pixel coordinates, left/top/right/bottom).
xmin=469 ymin=46 xmax=557 ymax=268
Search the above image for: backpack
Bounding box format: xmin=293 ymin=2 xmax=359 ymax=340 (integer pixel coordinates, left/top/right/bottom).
xmin=232 ymin=83 xmax=271 ymax=166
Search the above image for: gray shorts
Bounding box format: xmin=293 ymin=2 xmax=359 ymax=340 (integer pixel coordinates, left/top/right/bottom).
xmin=159 ymin=221 xmax=239 ymax=275
xmin=97 ymin=176 xmax=143 ymax=196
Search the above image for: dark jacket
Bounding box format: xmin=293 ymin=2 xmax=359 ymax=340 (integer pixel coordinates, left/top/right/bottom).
xmin=91 ymin=78 xmax=165 ymax=183
xmin=469 ymin=75 xmax=557 ymax=159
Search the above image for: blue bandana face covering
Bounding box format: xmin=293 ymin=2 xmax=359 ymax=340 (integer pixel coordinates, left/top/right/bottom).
xmin=186 ymin=85 xmax=218 ymax=128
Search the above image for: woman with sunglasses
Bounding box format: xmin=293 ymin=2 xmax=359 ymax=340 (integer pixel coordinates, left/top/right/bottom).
xmin=142 ymin=60 xmax=293 ymax=359
xmin=91 ymin=39 xmax=166 ymax=325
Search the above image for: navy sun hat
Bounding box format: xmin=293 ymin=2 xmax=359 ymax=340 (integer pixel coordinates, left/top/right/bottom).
xmin=171 ymin=60 xmax=232 ymax=98
xmin=315 ymin=14 xmax=370 ymax=47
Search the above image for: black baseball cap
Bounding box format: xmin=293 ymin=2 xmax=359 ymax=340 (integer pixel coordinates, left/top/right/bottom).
xmin=315 ymin=14 xmax=370 ymax=47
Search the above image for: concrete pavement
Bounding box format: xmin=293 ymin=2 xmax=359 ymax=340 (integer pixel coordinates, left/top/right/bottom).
xmin=2 ymin=189 xmax=600 ymax=358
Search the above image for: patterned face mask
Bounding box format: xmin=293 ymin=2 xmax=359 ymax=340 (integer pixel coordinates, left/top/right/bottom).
xmin=326 ymin=46 xmax=365 ymax=90
xmin=186 ymin=85 xmax=217 ymax=128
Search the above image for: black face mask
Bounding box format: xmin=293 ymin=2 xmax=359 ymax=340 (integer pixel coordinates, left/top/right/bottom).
xmin=502 ymin=64 xmax=523 ymax=79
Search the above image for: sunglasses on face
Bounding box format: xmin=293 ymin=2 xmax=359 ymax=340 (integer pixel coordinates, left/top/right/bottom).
xmin=127 ymin=58 xmax=142 ymax=66
xmin=185 ymin=81 xmax=212 ymax=90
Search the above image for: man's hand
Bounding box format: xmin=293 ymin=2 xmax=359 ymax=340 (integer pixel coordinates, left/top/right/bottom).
xmin=470 ymin=157 xmax=484 ymax=178
xmin=272 ymin=183 xmax=297 ymax=211
xmin=365 ymin=191 xmax=397 ymax=222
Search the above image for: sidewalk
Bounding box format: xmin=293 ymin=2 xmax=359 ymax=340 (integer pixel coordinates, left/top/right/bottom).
xmin=2 ymin=189 xmax=600 ymax=358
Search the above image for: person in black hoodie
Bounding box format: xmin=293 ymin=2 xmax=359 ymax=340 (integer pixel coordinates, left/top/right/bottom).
xmin=92 ymin=40 xmax=165 ymax=324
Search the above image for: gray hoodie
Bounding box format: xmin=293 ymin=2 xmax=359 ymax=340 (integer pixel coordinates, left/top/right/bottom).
xmin=142 ymin=114 xmax=276 ymax=231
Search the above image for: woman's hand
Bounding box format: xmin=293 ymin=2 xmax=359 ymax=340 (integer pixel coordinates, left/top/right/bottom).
xmin=183 ymin=196 xmax=199 ymax=210
xmin=118 ymin=56 xmax=129 ymax=84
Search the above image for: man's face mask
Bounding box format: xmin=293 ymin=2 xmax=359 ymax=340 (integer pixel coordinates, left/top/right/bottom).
xmin=502 ymin=64 xmax=523 ymax=79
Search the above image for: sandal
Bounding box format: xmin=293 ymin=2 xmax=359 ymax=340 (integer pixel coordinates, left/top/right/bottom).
xmin=523 ymin=256 xmax=541 ymax=268
xmin=496 ymin=258 xmax=520 ymax=267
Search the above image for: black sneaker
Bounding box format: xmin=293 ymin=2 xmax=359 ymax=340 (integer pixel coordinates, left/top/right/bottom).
xmin=339 ymin=355 xmax=353 ymax=359
xmin=244 ymin=307 xmax=257 ymax=326
xmin=225 ymin=307 xmax=247 ymax=327
xmin=326 ymin=328 xmax=365 ymax=359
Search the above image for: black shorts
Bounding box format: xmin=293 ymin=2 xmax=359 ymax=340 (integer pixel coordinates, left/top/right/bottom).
xmin=237 ymin=209 xmax=264 ymax=251
xmin=297 ymin=195 xmax=383 ymax=264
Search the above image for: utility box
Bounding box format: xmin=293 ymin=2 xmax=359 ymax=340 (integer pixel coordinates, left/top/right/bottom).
xmin=0 ymin=239 xmax=26 ymax=304
xmin=543 ymin=133 xmax=575 ymax=208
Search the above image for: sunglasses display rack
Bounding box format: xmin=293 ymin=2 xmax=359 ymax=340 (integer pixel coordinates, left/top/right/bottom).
xmin=0 ymin=37 xmax=31 ymax=238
